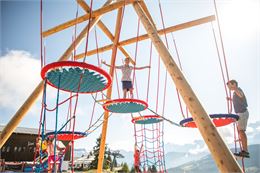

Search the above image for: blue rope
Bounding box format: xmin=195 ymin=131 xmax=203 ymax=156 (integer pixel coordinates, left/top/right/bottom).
xmin=39 ymin=79 xmax=48 ymax=169
xmin=152 ymin=124 xmax=156 ymax=169
xmin=58 ymin=116 xmax=75 ymax=133
xmin=53 ymin=73 xmax=61 ymax=172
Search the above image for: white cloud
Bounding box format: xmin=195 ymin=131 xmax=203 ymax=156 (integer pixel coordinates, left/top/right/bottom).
xmin=188 ymin=144 xmax=207 ymax=155
xmin=217 ymin=125 xmax=235 ymax=145
xmin=0 ymin=50 xmax=41 ymax=110
xmin=247 ymin=126 xmax=254 ymax=133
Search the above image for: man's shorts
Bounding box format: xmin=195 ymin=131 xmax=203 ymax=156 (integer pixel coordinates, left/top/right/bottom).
xmin=122 ymin=81 xmax=133 ymax=91
xmin=237 ymin=110 xmax=249 ymax=131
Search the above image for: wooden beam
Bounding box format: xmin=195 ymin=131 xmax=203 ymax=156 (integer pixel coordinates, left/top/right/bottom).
xmin=42 ymin=0 xmax=137 ymax=37
xmin=74 ymin=15 xmax=215 ymax=59
xmin=139 ymin=1 xmax=156 ymax=27
xmin=97 ymin=8 xmax=124 ymax=173
xmin=77 ymin=0 xmax=136 ymax=65
xmin=132 ymin=2 xmax=242 ymax=173
xmin=0 ymin=0 xmax=113 ymax=148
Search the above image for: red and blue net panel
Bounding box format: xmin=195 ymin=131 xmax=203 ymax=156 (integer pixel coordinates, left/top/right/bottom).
xmin=103 ymin=99 xmax=148 ymax=113
xmin=132 ymin=115 xmax=163 ymax=124
xmin=45 ymin=131 xmax=88 ymax=141
xmin=180 ymin=114 xmax=239 ymax=128
xmin=41 ymin=61 xmax=111 ymax=93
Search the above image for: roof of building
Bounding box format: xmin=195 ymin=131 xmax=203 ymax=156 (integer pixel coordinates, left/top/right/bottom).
xmin=0 ymin=125 xmax=50 ymax=135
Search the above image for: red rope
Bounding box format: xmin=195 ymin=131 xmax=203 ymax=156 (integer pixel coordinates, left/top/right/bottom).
xmin=65 ymin=92 xmax=73 ymax=131
xmin=112 ymin=2 xmax=126 ymax=99
xmin=132 ymin=18 xmax=141 ymax=93
xmin=213 ymin=0 xmax=232 ymax=113
xmin=71 ymin=36 xmax=75 ymax=61
xmin=73 ymin=4 xmax=79 ymax=61
xmin=88 ymin=93 xmax=98 ymax=128
xmin=40 ymin=0 xmax=43 ymax=68
xmin=170 ymin=34 xmax=186 ymax=118
xmin=113 ymin=2 xmax=128 ymax=99
xmin=158 ymin=1 xmax=169 ymax=48
xmin=83 ymin=0 xmax=94 ymax=62
xmin=94 ymin=26 xmax=101 ymax=66
xmin=171 ymin=33 xmax=183 ymax=70
xmin=45 ymin=94 xmax=78 ymax=112
xmin=234 ymin=123 xmax=245 ymax=172
xmin=162 ymin=72 xmax=167 ymax=116
xmin=134 ymin=75 xmax=139 ymax=99
xmin=34 ymin=80 xmax=46 ymax=166
xmin=115 ymin=68 xmax=121 ymax=98
xmin=156 ymin=55 xmax=161 ymax=112
xmin=93 ymin=26 xmax=106 ymax=101
xmin=146 ymin=41 xmax=153 ymax=103
xmin=211 ymin=22 xmax=231 ymax=113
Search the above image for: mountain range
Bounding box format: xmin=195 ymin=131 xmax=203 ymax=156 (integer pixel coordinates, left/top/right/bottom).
xmin=168 ymin=144 xmax=260 ymax=173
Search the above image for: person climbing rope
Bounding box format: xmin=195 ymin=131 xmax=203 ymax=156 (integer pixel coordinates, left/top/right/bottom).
xmin=102 ymin=57 xmax=150 ymax=99
xmin=227 ymin=80 xmax=249 ymax=158
xmin=134 ymin=144 xmax=141 ymax=173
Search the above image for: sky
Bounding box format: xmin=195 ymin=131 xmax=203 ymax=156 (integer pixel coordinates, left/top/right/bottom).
xmin=1 ymin=0 xmax=260 ymax=155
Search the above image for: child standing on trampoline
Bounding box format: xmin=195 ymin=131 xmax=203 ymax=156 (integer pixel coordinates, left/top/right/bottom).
xmin=102 ymin=57 xmax=150 ymax=98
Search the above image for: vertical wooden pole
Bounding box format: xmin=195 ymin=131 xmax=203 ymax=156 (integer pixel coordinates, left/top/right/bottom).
xmin=0 ymin=0 xmax=112 ymax=148
xmin=97 ymin=8 xmax=124 ymax=173
xmin=132 ymin=2 xmax=242 ymax=173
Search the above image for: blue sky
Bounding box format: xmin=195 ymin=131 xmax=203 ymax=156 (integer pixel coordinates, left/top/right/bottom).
xmin=1 ymin=0 xmax=260 ymax=153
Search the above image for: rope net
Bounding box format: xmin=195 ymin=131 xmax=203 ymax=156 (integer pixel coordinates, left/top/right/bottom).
xmin=133 ymin=115 xmax=166 ymax=173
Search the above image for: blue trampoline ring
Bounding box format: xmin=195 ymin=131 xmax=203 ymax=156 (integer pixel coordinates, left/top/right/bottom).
xmin=132 ymin=115 xmax=163 ymax=124
xmin=41 ymin=61 xmax=112 ymax=93
xmin=103 ymin=99 xmax=148 ymax=113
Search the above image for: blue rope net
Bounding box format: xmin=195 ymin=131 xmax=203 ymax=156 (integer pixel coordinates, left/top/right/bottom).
xmin=46 ymin=67 xmax=106 ymax=93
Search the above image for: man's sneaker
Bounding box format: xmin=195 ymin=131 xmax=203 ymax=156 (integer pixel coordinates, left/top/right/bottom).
xmin=241 ymin=150 xmax=250 ymax=158
xmin=234 ymin=150 xmax=250 ymax=158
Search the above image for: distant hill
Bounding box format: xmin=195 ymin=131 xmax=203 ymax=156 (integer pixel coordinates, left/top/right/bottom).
xmin=167 ymin=144 xmax=260 ymax=173
xmin=165 ymin=151 xmax=207 ymax=168
xmin=116 ymin=149 xmax=207 ymax=169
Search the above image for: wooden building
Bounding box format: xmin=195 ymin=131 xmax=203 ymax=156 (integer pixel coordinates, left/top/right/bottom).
xmin=0 ymin=125 xmax=70 ymax=162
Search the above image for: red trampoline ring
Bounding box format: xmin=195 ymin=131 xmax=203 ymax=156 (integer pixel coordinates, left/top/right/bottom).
xmin=180 ymin=114 xmax=239 ymax=128
xmin=45 ymin=131 xmax=88 ymax=141
xmin=41 ymin=61 xmax=112 ymax=93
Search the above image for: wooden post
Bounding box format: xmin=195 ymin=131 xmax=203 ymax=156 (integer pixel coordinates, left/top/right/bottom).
xmin=132 ymin=2 xmax=242 ymax=173
xmin=0 ymin=0 xmax=113 ymax=148
xmin=97 ymin=8 xmax=124 ymax=173
xmin=74 ymin=15 xmax=215 ymax=59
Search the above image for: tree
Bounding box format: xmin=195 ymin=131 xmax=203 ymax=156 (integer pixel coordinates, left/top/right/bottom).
xmin=88 ymin=135 xmax=109 ymax=170
xmin=106 ymin=153 xmax=112 ymax=169
xmin=148 ymin=165 xmax=157 ymax=173
xmin=130 ymin=166 xmax=135 ymax=173
xmin=119 ymin=162 xmax=129 ymax=173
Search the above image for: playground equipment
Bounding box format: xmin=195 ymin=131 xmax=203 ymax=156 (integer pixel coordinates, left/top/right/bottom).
xmin=0 ymin=0 xmax=244 ymax=173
